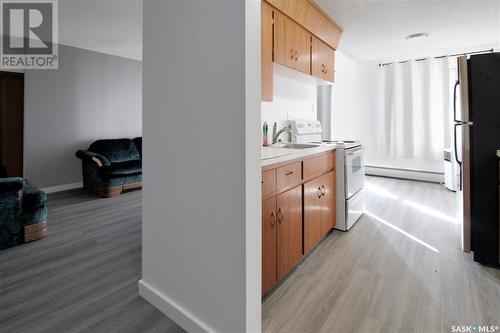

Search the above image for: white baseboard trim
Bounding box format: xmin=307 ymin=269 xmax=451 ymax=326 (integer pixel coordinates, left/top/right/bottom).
xmin=366 ymin=166 xmax=444 ymax=183
xmin=41 ymin=181 xmax=83 ymax=194
xmin=138 ymin=279 xmax=214 ymax=333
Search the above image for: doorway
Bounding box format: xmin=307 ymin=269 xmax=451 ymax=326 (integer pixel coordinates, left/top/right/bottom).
xmin=0 ymin=71 xmax=24 ymax=177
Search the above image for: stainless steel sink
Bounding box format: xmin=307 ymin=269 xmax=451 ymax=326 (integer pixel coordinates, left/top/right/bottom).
xmin=270 ymin=143 xmax=321 ymax=149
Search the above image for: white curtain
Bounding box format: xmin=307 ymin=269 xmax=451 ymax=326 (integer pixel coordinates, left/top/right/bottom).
xmin=379 ymin=58 xmax=452 ymax=163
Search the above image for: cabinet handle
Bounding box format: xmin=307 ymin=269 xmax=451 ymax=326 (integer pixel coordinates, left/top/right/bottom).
xmin=285 ymin=170 xmax=294 ymax=176
xmin=290 ymin=49 xmax=295 ymax=60
xmin=294 ymin=51 xmax=298 ymax=61
xmin=321 ymin=185 xmax=326 ymax=196
xmin=317 ymin=187 xmax=322 ymax=198
xmin=277 ymin=208 xmax=284 ymax=223
xmin=271 ymin=211 xmax=276 ymax=228
xmin=261 ymin=180 xmax=264 ymax=185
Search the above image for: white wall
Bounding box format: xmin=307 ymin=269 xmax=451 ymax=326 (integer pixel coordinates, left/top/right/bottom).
xmin=140 ymin=1 xmax=260 ymax=332
xmin=24 ymin=44 xmax=142 ymax=189
xmin=261 ymin=65 xmax=318 ymax=142
xmin=332 ymin=51 xmax=381 ymax=162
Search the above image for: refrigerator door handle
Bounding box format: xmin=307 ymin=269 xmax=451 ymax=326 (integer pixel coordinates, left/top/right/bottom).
xmin=454 ymin=123 xmax=463 ymax=191
xmin=453 ymin=80 xmax=460 ymax=122
xmin=454 ymin=123 xmax=463 ymax=166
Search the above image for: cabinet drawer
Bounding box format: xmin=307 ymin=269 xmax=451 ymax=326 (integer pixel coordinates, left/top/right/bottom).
xmin=276 ymin=162 xmax=302 ymax=192
xmin=303 ymin=152 xmax=335 ymax=181
xmin=262 ymin=169 xmax=276 ymax=197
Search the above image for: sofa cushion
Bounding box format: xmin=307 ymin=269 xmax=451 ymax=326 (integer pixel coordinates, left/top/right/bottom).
xmin=88 ymin=139 xmax=140 ymax=163
xmin=133 ymin=137 xmax=142 ymax=157
xmin=99 ymin=160 xmax=142 ymax=177
xmin=22 ymin=182 xmax=47 ymax=209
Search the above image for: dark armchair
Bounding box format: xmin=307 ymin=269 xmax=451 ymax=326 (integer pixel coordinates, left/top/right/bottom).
xmin=75 ymin=138 xmax=142 ymax=197
xmin=0 ymin=168 xmax=48 ymax=250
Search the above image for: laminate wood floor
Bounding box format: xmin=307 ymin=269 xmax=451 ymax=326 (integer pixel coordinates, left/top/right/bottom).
xmin=0 ymin=189 xmax=184 ymax=333
xmin=262 ymin=176 xmax=500 ymax=333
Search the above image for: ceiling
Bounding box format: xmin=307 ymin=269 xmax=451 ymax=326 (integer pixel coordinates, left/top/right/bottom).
xmin=317 ymin=0 xmax=500 ymax=62
xmin=56 ymin=1 xmax=500 ymax=63
xmin=59 ymin=0 xmax=142 ymax=60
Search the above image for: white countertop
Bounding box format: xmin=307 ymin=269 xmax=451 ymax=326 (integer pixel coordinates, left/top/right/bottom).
xmin=261 ymin=144 xmax=337 ymax=166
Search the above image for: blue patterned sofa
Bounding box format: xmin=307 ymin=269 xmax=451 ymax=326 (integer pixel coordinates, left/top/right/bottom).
xmin=0 ymin=166 xmax=48 ymax=250
xmin=75 ymin=138 xmax=142 ymax=197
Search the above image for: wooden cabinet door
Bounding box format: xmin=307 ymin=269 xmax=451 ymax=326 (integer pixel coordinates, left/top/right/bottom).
xmin=277 ymin=186 xmax=303 ymax=279
xmin=304 ymin=176 xmax=324 ymax=254
xmin=321 ymin=171 xmax=336 ymax=233
xmin=262 ymin=197 xmax=277 ymax=295
xmin=304 ymin=171 xmax=336 ymax=254
xmin=274 ymin=11 xmax=310 ymax=75
xmin=261 ymin=1 xmax=273 ymax=101
xmin=312 ymin=36 xmax=335 ymax=83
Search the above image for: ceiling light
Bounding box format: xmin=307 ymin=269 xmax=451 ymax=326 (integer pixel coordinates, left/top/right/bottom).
xmin=406 ymin=32 xmax=429 ymax=40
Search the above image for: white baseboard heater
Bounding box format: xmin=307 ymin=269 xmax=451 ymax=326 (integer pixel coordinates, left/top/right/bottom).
xmin=365 ymin=165 xmax=444 ymax=183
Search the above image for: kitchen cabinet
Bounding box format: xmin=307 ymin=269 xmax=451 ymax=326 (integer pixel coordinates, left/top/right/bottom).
xmin=304 ymin=171 xmax=335 ymax=253
xmin=274 ymin=10 xmax=311 ymax=76
xmin=265 ymin=0 xmax=342 ymax=49
xmin=321 ymin=171 xmax=336 ymax=234
xmin=262 ymin=197 xmax=277 ymax=294
xmin=312 ymin=36 xmax=335 ymax=83
xmin=262 ymin=169 xmax=276 ymax=198
xmin=261 ymin=1 xmax=273 ymax=101
xmin=276 ymin=161 xmax=302 ymax=193
xmin=276 ymin=186 xmax=303 ymax=279
xmin=261 ymin=150 xmax=335 ymax=295
xmin=261 ymin=185 xmax=303 ymax=294
xmin=260 ymin=0 xmax=342 ymax=99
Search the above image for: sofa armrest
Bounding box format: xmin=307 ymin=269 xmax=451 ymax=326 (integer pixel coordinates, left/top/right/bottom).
xmin=0 ymin=177 xmax=24 ymax=193
xmin=75 ymin=150 xmax=110 ymax=167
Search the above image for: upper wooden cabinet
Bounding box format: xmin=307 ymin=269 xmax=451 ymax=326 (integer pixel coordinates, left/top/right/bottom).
xmin=261 ymin=1 xmax=273 ymax=101
xmin=312 ymin=36 xmax=335 ymax=83
xmin=260 ymin=0 xmax=342 ymax=100
xmin=265 ymin=0 xmax=342 ymax=49
xmin=274 ymin=10 xmax=311 ymax=76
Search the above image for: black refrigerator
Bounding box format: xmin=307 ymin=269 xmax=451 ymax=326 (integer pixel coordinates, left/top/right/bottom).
xmin=455 ymin=52 xmax=500 ymax=268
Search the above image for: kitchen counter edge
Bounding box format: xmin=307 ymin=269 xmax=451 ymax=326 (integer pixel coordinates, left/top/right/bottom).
xmin=261 ymin=145 xmax=337 ymax=167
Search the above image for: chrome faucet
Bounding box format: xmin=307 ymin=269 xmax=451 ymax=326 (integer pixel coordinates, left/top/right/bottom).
xmin=272 ymin=122 xmax=291 ymax=144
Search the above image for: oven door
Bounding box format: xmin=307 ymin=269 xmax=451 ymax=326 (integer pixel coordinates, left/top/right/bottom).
xmin=344 ymin=147 xmax=365 ymax=199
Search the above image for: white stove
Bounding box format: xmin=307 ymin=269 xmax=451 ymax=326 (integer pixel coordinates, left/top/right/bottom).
xmin=287 ymin=120 xmax=365 ymax=231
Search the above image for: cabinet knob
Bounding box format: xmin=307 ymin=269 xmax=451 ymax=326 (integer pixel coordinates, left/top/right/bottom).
xmin=290 ymin=49 xmax=295 ymax=60
xmin=271 ymin=211 xmax=276 ymax=228
xmin=321 ymin=185 xmax=326 ymax=196
xmin=294 ymin=51 xmax=298 ymax=61
xmin=317 ymin=187 xmax=322 ymax=198
xmin=277 ymin=207 xmax=284 ymax=223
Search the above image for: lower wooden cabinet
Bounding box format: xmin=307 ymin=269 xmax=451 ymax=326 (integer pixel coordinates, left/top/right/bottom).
xmin=304 ymin=171 xmax=336 ymax=253
xmin=262 ymin=150 xmax=335 ymax=295
xmin=262 ymin=185 xmax=303 ymax=295
xmin=262 ymin=197 xmax=277 ymax=294
xmin=276 ymin=186 xmax=303 ymax=280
